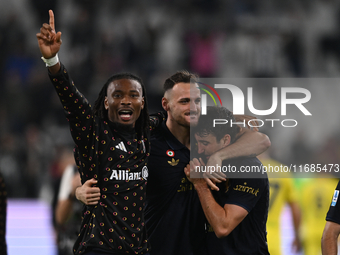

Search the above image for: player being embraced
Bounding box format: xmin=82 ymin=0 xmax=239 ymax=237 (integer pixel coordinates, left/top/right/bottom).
xmin=185 ymin=106 xmax=270 ymax=255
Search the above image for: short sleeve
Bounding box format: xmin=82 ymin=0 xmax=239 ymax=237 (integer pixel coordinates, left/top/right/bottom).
xmin=222 ymin=178 xmax=268 ymax=212
xmin=326 ymin=180 xmax=340 ymax=224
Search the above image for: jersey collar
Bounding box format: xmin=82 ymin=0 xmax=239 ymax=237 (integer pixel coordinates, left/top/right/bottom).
xmin=161 ymin=121 xmax=188 ymax=151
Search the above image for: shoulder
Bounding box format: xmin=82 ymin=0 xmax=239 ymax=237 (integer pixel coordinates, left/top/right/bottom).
xmin=241 ymin=157 xmax=262 ymax=166
xmin=149 ymin=111 xmax=167 ymax=131
xmin=224 ymin=157 xmax=266 ymax=179
xmin=230 ymin=177 xmax=268 ymax=189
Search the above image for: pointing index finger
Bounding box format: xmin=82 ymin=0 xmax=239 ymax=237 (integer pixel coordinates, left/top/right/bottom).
xmin=49 ymin=10 xmax=55 ymax=31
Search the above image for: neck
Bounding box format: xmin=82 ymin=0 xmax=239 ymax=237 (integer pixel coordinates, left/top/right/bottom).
xmin=166 ymin=118 xmax=190 ymax=149
xmin=109 ymin=120 xmax=135 ymax=133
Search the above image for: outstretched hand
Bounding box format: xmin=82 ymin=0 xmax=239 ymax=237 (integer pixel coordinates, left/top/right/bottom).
xmin=36 ymin=10 xmax=62 ymax=59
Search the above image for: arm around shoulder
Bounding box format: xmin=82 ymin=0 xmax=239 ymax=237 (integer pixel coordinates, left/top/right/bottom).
xmin=211 ymin=128 xmax=270 ymax=163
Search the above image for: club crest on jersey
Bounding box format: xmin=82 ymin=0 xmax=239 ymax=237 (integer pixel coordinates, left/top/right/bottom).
xmin=166 ymin=150 xmax=175 ymax=157
xmin=331 ymin=190 xmax=339 ymax=206
xmin=168 ymin=158 xmax=179 ymax=166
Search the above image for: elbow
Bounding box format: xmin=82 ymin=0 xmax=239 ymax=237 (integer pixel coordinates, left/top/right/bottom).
xmin=261 ymin=134 xmax=271 ymax=151
xmin=214 ymin=227 xmax=230 ymax=239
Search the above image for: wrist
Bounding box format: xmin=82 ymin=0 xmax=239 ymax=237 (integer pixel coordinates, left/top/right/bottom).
xmin=193 ymin=181 xmax=209 ymax=189
xmin=211 ymin=150 xmax=225 ymax=161
xmin=41 ymin=54 xmax=59 ymax=67
xmin=75 ymin=186 xmax=80 ymax=200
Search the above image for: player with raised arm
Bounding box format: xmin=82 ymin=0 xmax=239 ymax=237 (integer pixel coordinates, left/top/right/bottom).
xmin=37 ymin=10 xmax=151 ymax=255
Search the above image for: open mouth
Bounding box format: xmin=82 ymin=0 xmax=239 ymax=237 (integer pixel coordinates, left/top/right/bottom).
xmin=118 ymin=109 xmax=133 ymax=121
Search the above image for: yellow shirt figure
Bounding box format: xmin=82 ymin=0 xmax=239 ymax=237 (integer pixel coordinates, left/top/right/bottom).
xmin=260 ymin=158 xmax=301 ymax=255
xmin=296 ymin=177 xmax=338 ymax=255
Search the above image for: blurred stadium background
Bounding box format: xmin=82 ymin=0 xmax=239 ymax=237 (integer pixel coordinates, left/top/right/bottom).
xmin=1 ymin=0 xmax=340 ymax=254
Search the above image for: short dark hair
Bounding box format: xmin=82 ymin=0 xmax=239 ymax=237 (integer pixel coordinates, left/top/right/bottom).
xmin=163 ymin=70 xmax=199 ymax=93
xmin=193 ymin=106 xmax=239 ymax=143
xmin=92 ymin=73 xmax=150 ymax=139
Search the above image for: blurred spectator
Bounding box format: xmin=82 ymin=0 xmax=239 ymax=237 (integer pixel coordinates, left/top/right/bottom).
xmin=67 ymin=7 xmax=95 ymax=95
xmin=282 ymin=31 xmax=305 ymax=77
xmin=0 ymin=132 xmax=24 ymax=197
xmin=29 ymin=0 xmax=58 ymax=25
xmin=258 ymin=151 xmax=302 ymax=255
xmin=24 ymin=124 xmax=53 ymax=198
xmin=243 ymin=30 xmax=282 ymax=78
xmin=186 ymin=30 xmax=220 ymax=77
xmin=290 ymin=131 xmax=312 ymax=165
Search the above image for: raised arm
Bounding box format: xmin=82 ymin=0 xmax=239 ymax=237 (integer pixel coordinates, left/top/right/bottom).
xmin=36 ymin=10 xmax=94 ymax=151
xmin=36 ymin=10 xmax=62 ymax=74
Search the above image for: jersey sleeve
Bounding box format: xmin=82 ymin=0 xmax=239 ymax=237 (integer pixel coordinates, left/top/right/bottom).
xmin=326 ymin=180 xmax=340 ymax=224
xmin=48 ymin=63 xmax=93 ymax=151
xmin=223 ymin=177 xmax=268 ymax=212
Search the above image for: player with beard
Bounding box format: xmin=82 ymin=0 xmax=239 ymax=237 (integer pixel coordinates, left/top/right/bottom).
xmin=142 ymin=72 xmax=270 ymax=255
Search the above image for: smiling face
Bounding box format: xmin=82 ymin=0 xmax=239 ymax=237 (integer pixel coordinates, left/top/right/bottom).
xmin=163 ymin=82 xmax=201 ymax=128
xmin=104 ymin=79 xmax=144 ymax=126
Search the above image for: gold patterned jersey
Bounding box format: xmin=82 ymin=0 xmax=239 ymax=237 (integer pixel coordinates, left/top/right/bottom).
xmin=49 ymin=64 xmax=150 ymax=254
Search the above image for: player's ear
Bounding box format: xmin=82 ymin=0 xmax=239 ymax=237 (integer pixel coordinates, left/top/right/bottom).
xmin=141 ymin=96 xmax=145 ymax=110
xmin=104 ymin=96 xmax=109 ymax=110
xmin=221 ymin=134 xmax=231 ymax=147
xmin=162 ymin=97 xmax=169 ymax=111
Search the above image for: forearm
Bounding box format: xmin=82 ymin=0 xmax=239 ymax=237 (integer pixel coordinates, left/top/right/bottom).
xmin=48 ymin=62 xmax=88 ymax=108
xmin=290 ymin=202 xmax=301 ymax=239
xmin=215 ymin=128 xmax=270 ymax=161
xmin=55 ymin=200 xmax=73 ymax=225
xmin=48 ymin=62 xmax=61 ymax=74
xmin=322 ymin=232 xmax=338 ymax=255
xmin=322 ymin=221 xmax=340 ymax=255
xmin=48 ymin=62 xmax=92 ymax=145
xmin=194 ymin=182 xmax=229 ymax=238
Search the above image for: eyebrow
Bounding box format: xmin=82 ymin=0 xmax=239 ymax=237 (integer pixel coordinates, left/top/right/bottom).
xmin=113 ymin=89 xmax=141 ymax=93
xmin=196 ymin=138 xmax=209 ymax=143
xmin=178 ymin=97 xmax=190 ymax=100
